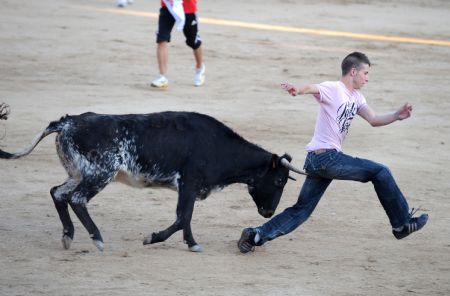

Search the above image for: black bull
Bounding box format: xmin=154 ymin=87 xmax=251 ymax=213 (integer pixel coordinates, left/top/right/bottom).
xmin=0 ymin=111 xmax=304 ymax=252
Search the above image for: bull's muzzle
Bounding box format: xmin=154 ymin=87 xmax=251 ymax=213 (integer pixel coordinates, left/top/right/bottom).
xmin=258 ymin=208 xmax=275 ymax=218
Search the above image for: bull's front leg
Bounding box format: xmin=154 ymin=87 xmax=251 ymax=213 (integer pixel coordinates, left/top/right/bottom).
xmin=143 ymin=221 xmax=181 ymax=245
xmin=182 ymin=221 xmax=202 ymax=252
xmin=144 ymin=183 xmax=202 ymax=252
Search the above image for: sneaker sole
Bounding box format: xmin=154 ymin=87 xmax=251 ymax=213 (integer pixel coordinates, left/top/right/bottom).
xmin=151 ymin=83 xmax=169 ymax=89
xmin=237 ymin=229 xmax=255 ymax=253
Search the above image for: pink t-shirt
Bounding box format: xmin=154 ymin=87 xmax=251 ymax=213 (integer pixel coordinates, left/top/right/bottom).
xmin=305 ymin=81 xmax=367 ymax=152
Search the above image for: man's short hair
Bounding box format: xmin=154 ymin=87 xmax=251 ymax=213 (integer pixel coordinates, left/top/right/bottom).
xmin=341 ymin=52 xmax=371 ymax=76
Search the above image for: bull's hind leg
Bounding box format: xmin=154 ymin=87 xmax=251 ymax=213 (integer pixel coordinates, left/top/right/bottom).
xmin=50 ymin=178 xmax=80 ymax=250
xmin=68 ymin=175 xmax=113 ymax=251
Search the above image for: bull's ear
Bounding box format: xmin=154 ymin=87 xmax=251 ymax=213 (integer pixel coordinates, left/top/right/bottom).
xmin=271 ymin=153 xmax=292 ymax=169
xmin=280 ymin=153 xmax=292 ymax=163
xmin=271 ymin=154 xmax=279 ymax=169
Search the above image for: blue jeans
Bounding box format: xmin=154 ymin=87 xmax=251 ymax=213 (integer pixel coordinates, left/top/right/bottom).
xmin=255 ymin=150 xmax=410 ymax=245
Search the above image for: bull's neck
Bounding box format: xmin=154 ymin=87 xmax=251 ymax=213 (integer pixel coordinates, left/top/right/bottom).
xmin=220 ymin=145 xmax=272 ymax=186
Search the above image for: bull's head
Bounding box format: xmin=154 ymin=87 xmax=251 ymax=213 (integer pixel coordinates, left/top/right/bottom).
xmin=248 ymin=153 xmax=305 ymax=218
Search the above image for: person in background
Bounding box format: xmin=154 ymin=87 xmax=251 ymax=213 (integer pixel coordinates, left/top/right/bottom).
xmin=151 ymin=0 xmax=205 ymax=88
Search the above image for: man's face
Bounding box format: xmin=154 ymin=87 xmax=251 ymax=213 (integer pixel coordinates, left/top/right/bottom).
xmin=352 ymin=63 xmax=370 ymax=89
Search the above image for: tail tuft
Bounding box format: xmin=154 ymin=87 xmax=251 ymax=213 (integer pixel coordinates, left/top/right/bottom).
xmin=0 ymin=103 xmax=10 ymax=120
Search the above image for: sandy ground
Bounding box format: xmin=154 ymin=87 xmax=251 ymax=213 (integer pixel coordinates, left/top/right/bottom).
xmin=1 ymin=0 xmax=450 ymax=295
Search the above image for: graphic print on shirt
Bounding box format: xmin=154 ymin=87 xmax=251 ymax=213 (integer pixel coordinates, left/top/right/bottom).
xmin=336 ymin=101 xmax=357 ymax=135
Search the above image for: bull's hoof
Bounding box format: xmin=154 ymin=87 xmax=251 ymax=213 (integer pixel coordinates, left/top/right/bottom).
xmin=93 ymin=239 xmax=104 ymax=252
xmin=189 ymin=244 xmax=203 ymax=252
xmin=143 ymin=232 xmax=160 ymax=245
xmin=61 ymin=235 xmax=72 ymax=250
xmin=143 ymin=235 xmax=152 ymax=245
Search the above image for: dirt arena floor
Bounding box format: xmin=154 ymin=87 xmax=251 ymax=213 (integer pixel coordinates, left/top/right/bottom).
xmin=1 ymin=0 xmax=449 ymax=295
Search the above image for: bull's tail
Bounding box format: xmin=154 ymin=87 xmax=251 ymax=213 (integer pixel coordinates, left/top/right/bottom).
xmin=0 ymin=116 xmax=68 ymax=159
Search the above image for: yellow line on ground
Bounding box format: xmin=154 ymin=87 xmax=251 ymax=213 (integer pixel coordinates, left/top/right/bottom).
xmin=94 ymin=7 xmax=450 ymax=47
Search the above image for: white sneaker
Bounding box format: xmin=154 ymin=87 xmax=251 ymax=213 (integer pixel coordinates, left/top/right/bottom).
xmin=194 ymin=64 xmax=205 ymax=87
xmin=117 ymin=0 xmax=133 ymax=7
xmin=151 ymin=75 xmax=169 ymax=88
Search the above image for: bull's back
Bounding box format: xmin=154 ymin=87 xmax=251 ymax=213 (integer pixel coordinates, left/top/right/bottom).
xmin=128 ymin=112 xmax=239 ymax=170
xmin=59 ymin=111 xmax=238 ymax=167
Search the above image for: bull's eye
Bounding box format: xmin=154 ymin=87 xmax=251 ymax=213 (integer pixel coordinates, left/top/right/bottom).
xmin=274 ymin=177 xmax=284 ymax=187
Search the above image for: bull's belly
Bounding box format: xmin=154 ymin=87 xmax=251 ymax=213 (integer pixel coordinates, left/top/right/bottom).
xmin=113 ymin=169 xmax=179 ymax=190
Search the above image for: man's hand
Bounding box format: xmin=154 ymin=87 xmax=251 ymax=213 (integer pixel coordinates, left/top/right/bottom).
xmin=281 ymin=82 xmax=299 ymax=96
xmin=396 ymin=103 xmax=413 ymax=120
xmin=359 ymin=103 xmax=413 ymax=127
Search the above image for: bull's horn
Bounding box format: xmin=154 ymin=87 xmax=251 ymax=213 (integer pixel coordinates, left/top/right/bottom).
xmin=280 ymin=158 xmax=308 ymax=176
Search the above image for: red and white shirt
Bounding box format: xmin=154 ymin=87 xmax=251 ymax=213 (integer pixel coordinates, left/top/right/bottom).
xmin=161 ymin=0 xmax=197 ymax=14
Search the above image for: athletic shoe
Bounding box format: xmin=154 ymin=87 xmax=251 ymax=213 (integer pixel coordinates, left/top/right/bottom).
xmin=117 ymin=0 xmax=133 ymax=7
xmin=237 ymin=228 xmax=257 ymax=253
xmin=151 ymin=75 xmax=169 ymax=88
xmin=393 ymin=210 xmax=429 ymax=240
xmin=117 ymin=0 xmax=127 ymax=7
xmin=194 ymin=64 xmax=205 ymax=86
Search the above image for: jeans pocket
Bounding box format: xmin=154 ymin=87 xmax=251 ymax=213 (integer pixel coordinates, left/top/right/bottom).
xmin=304 ymin=153 xmax=315 ymax=173
xmin=305 ymin=150 xmax=341 ymax=177
xmin=315 ymin=151 xmax=336 ymax=170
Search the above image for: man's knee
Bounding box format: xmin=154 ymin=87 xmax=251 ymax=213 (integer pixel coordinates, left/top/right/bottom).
xmin=373 ymin=165 xmax=393 ymax=182
xmin=186 ymin=37 xmax=201 ymax=49
xmin=156 ymin=33 xmax=171 ymax=44
xmin=184 ymin=13 xmax=201 ymax=49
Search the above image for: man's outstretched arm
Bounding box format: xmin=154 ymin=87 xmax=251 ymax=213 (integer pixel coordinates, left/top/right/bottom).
xmin=358 ymin=103 xmax=413 ymax=127
xmin=281 ymin=82 xmax=319 ymax=96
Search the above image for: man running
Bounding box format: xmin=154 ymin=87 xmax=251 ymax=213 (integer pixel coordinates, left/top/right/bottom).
xmin=238 ymin=52 xmax=428 ymax=253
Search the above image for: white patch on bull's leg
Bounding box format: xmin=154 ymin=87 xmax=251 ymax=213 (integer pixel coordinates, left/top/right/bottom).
xmin=143 ymin=234 xmax=152 ymax=245
xmin=93 ymin=239 xmax=104 ymax=252
xmin=61 ymin=235 xmax=72 ymax=249
xmin=89 ymin=233 xmax=104 ymax=251
xmin=189 ymin=244 xmax=203 ymax=252
xmin=171 ymin=172 xmax=181 ymax=190
xmin=53 ymin=178 xmax=79 ymax=201
xmin=143 ymin=231 xmax=164 ymax=245
xmin=71 ymin=191 xmax=88 ymax=205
